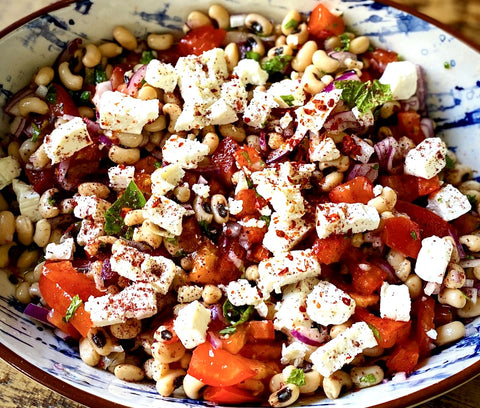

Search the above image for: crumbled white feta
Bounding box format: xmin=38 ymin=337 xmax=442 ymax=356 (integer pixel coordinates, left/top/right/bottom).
xmin=427 ymin=184 xmax=471 ymax=221
xmin=145 ymin=59 xmax=178 ymax=92
xmin=295 ymin=89 xmax=342 ymax=134
xmin=309 ymin=133 xmax=341 ymax=163
xmin=310 ymin=322 xmax=378 ymax=377
xmin=404 ymin=137 xmax=447 ymax=179
xmin=267 ymin=78 xmax=305 ymax=108
xmin=233 ymin=58 xmax=268 ymax=86
xmin=76 ymin=219 xmax=105 ymax=247
xmin=243 ymin=88 xmax=279 ymax=128
xmin=224 ymin=278 xmax=262 ymax=306
xmin=281 ymin=341 xmax=315 ymax=366
xmin=316 ymin=202 xmax=380 ymax=239
xmin=350 ymin=134 xmax=375 ymax=164
xmin=162 ymin=134 xmax=210 ymax=169
xmin=43 ymin=117 xmax=93 ymax=164
xmin=97 ymin=91 xmax=159 ymax=134
xmin=207 ymin=98 xmax=238 ymax=125
xmin=191 ymin=183 xmax=210 ymax=199
xmin=415 ymin=236 xmax=454 ymax=284
xmin=380 ymin=282 xmax=411 ymax=322
xmin=379 ymin=61 xmax=418 ymax=100
xmin=177 ymin=285 xmax=203 ymax=303
xmin=0 ymin=156 xmax=21 ymax=189
xmin=108 ymin=165 xmax=135 ymax=191
xmin=228 ymin=197 xmax=243 ymax=215
xmin=74 ymin=195 xmax=111 ymax=221
xmin=173 ymin=300 xmax=211 ymax=349
xmin=12 ymin=179 xmax=41 ymax=222
xmin=45 ymin=237 xmax=75 ymax=261
xmin=151 ymin=163 xmax=185 ymax=196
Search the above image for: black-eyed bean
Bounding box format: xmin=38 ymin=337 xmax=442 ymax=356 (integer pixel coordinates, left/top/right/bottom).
xmin=79 ymin=337 xmax=101 ymax=367
xmin=145 ymin=115 xmax=167 ymax=133
xmin=379 ymin=100 xmax=401 ymax=119
xmin=267 ymin=44 xmax=294 ymax=59
xmin=201 ymin=284 xmax=222 ymax=304
xmin=183 ymin=373 xmax=206 ymax=399
xmin=114 ymin=363 xmax=145 ymax=382
xmin=0 ymin=211 xmax=15 ymax=245
xmin=28 ymin=282 xmax=41 ymax=298
xmin=350 ymin=365 xmax=384 ymax=388
xmin=19 ymin=138 xmax=41 ymax=162
xmin=18 ymin=96 xmax=49 ymax=117
xmin=202 ymin=132 xmax=220 ymax=154
xmin=29 ymin=144 xmax=49 ymax=169
xmin=349 ymin=36 xmax=370 ymax=55
xmin=15 ymin=281 xmax=31 ymax=304
xmin=404 ymin=273 xmax=422 ymax=299
xmin=329 ymin=320 xmax=353 ymax=339
xmin=0 ymin=244 xmax=14 ymax=268
xmin=33 ymin=219 xmax=52 ymax=247
xmin=286 ymin=23 xmax=308 ymax=49
xmin=445 ymin=164 xmax=473 ymax=186
xmin=156 ymin=369 xmax=186 ymax=397
xmin=443 ymin=263 xmax=466 ymax=289
xmin=113 ymin=26 xmax=137 ymax=50
xmin=151 ymin=340 xmax=186 ymax=364
xmin=281 ymin=10 xmax=302 ymax=35
xmin=15 ymin=215 xmax=34 ymax=246
xmin=137 ymin=85 xmax=158 ymax=101
xmin=458 ymin=297 xmax=480 ymax=318
xmin=244 ymin=34 xmax=265 ymax=56
xmin=312 ymin=50 xmax=340 ymax=73
xmin=193 ymin=196 xmax=213 ymax=224
xmin=7 ymin=140 xmax=21 ymax=162
xmin=133 ymin=220 xmax=163 ymax=249
xmin=87 ymin=327 xmax=113 ymax=356
xmin=39 ymin=188 xmax=60 ymax=219
xmin=299 ymin=370 xmax=323 ymax=394
xmin=245 ymin=13 xmax=273 ymax=36
xmin=322 ymin=370 xmax=352 ymax=400
xmin=219 ymin=123 xmax=246 ymax=142
xmin=147 ymin=33 xmax=174 ymax=51
xmin=34 ymin=66 xmax=55 ymax=86
xmin=211 ymin=194 xmax=229 ymax=224
xmin=108 ymin=145 xmax=140 ymax=165
xmin=438 ymin=288 xmax=467 ymax=309
xmin=82 ymin=43 xmax=102 ymax=68
xmin=58 ymin=61 xmax=83 ymax=91
xmin=362 ymin=345 xmax=385 ymax=358
xmin=78 ymin=182 xmax=110 ymax=198
xmin=163 ymin=103 xmax=182 ymax=133
xmin=208 ymin=4 xmax=230 ymax=29
xmin=184 ymin=11 xmax=212 ymax=32
xmin=268 ymin=384 xmax=300 ymax=407
xmin=301 ymin=65 xmax=327 ymax=95
xmin=110 ymin=319 xmax=142 ymax=340
xmin=435 ymin=321 xmax=466 ymax=346
xmin=291 ymin=40 xmax=318 ymax=72
xmin=0 ymin=193 xmax=7 ymax=212
xmin=98 ymin=42 xmax=123 ymax=58
xmin=460 ymin=234 xmax=480 ymax=252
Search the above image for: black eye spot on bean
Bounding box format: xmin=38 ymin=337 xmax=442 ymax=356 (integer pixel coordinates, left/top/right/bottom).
xmin=91 ymin=331 xmax=107 ymax=348
xmin=277 ymin=387 xmax=293 ymax=403
xmin=160 ymin=329 xmax=173 ymax=341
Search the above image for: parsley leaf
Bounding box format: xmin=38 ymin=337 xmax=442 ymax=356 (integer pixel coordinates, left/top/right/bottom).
xmin=219 ymin=326 xmax=238 ymax=335
xmin=280 ymin=94 xmax=295 ymax=106
xmin=246 ymin=51 xmax=261 ymax=61
xmin=259 ymin=215 xmax=271 ymax=227
xmin=287 ymin=368 xmax=306 ymax=386
xmin=45 ymin=85 xmax=57 ymax=104
xmin=467 ymin=194 xmax=478 ymax=206
xmin=334 ymin=79 xmax=393 ymax=113
xmin=335 ymin=33 xmax=351 ymax=51
xmin=367 ymin=323 xmax=382 ymax=342
xmin=140 ymin=50 xmax=155 ymax=65
xmin=284 ymin=19 xmax=299 ymax=30
xmin=64 ymin=294 xmax=82 ymax=322
xmin=104 ymin=181 xmax=146 ymax=236
xmin=445 ymin=154 xmax=455 ymax=169
xmin=30 ymin=123 xmax=41 ymax=142
xmin=410 ymin=230 xmax=418 ymax=240
xmin=261 ymin=55 xmax=293 ymax=75
xmin=95 ymin=65 xmax=108 ymax=84
xmin=80 ymin=91 xmax=91 ymax=103
xmin=359 ymin=374 xmax=377 ymax=384
xmin=220 ymin=299 xmax=253 ymax=334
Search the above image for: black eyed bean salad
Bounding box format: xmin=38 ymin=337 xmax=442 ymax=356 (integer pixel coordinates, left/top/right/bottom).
xmin=2 ymin=2 xmax=480 ymax=406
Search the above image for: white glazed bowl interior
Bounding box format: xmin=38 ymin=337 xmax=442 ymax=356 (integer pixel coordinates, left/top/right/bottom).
xmin=1 ymin=1 xmax=480 ymax=407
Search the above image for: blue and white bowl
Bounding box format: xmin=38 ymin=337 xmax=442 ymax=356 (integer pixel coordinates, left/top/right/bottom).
xmin=1 ymin=0 xmax=479 ymax=407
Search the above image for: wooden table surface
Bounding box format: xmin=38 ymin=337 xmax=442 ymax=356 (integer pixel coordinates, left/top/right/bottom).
xmin=1 ymin=1 xmax=480 ymax=407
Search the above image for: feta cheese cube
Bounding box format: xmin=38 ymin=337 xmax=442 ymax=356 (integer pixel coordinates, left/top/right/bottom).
xmin=308 ymin=134 xmax=341 ymax=163
xmin=310 ymin=322 xmax=378 ymax=377
xmin=143 ymin=194 xmax=194 ymax=236
xmin=85 ymin=282 xmax=157 ymax=326
xmin=263 ymin=213 xmax=313 ymax=255
xmin=45 ymin=237 xmax=75 ymax=261
xmin=243 ymin=89 xmax=279 ymax=128
xmin=173 ymin=300 xmax=211 ymax=349
xmin=0 ymin=156 xmax=21 ymax=189
xmin=415 ymin=236 xmax=453 ymax=284
xmin=380 ymin=282 xmax=411 ymax=322
xmin=191 ymin=183 xmax=210 ymax=198
xmin=379 ymin=61 xmax=418 ymax=100
xmin=207 ymin=98 xmax=238 ymax=125
xmin=281 ymin=341 xmax=315 ymax=366
xmin=228 ymin=197 xmax=243 ymax=215
xmin=258 ymin=249 xmax=321 ymax=297
xmin=316 ymin=202 xmax=380 ymax=239
xmin=43 ymin=117 xmax=93 ymax=164
xmin=233 ymin=58 xmax=268 ymax=86
xmin=98 ymin=91 xmax=159 ymax=134
xmin=177 ymin=285 xmax=203 ymax=303
xmin=74 ymin=195 xmax=111 ymax=221
xmin=224 ymin=279 xmax=262 ymax=306
xmin=162 ymin=135 xmax=210 ymax=169
xmin=404 ymin=137 xmax=447 ymax=179
xmin=350 ymin=134 xmax=374 ymax=164
xmin=306 ymin=281 xmax=356 ymax=326
xmin=427 ymin=184 xmax=471 ymax=221
xmin=221 ymin=79 xmax=249 ymax=113
xmin=141 ymin=255 xmax=178 ymax=295
xmin=108 ymin=165 xmax=135 ymax=191
xmin=295 ymin=89 xmax=342 ymax=134
xmin=267 ymin=78 xmax=305 ymax=108
xmin=110 ymin=241 xmax=146 ymax=280
xmin=151 ymin=163 xmax=185 ymax=196
xmin=145 ymin=59 xmax=178 ymax=92
xmin=76 ymin=219 xmax=105 ymax=246
xmin=12 ymin=180 xmax=41 ymax=222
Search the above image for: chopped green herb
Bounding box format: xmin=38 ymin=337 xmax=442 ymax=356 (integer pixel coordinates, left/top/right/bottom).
xmin=287 ymin=368 xmax=306 ymax=386
xmin=460 ymin=291 xmax=472 ymax=301
xmin=104 ymin=181 xmax=146 ymax=236
xmin=174 ymin=249 xmax=187 ymax=258
xmin=219 ymin=326 xmax=238 ymax=335
xmin=280 ymin=94 xmax=295 ymax=106
xmin=140 ymin=50 xmax=155 ymax=65
xmin=261 ymin=55 xmax=293 ymax=75
xmin=241 ymin=150 xmax=253 ymax=164
xmin=246 ymin=51 xmax=261 ymax=62
xmin=334 ymin=79 xmax=393 ymax=113
xmin=47 ymin=197 xmax=56 ymax=207
xmin=372 ymin=163 xmax=380 ymax=170
xmin=444 ymin=61 xmax=451 ymax=69
xmin=154 ymin=161 xmax=162 ymax=169
xmin=45 ymin=85 xmax=57 ymax=104
xmin=259 ymin=215 xmax=271 ymax=227
xmin=64 ymin=294 xmax=82 ymax=323
xmin=246 ymin=178 xmax=254 ymax=189
xmin=95 ymin=65 xmax=108 ymax=84
xmin=367 ymin=323 xmax=382 ymax=342
xmin=284 ymin=19 xmax=299 ymax=30
xmin=222 ymin=299 xmax=253 ymax=331
xmin=359 ymin=374 xmax=377 ymax=384
xmin=30 ymin=123 xmax=41 ymax=142
xmin=335 ymin=33 xmax=351 ymax=51
xmin=80 ymin=91 xmax=91 ymax=103
xmin=165 ymin=236 xmax=178 ymax=244
xmin=467 ymin=194 xmax=478 ymax=206
xmin=85 ymin=67 xmax=96 ymax=86
xmin=410 ymin=230 xmax=417 ymax=240
xmin=445 ymin=154 xmax=455 ymax=169
xmin=199 ymin=219 xmax=217 ymax=241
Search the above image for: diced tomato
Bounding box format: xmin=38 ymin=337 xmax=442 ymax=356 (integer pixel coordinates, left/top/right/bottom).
xmin=395 ymin=200 xmax=456 ymax=239
xmin=248 ymin=243 xmax=271 ymax=263
xmin=134 ymin=156 xmax=159 ymax=194
xmin=434 ymin=303 xmax=455 ymax=328
xmin=178 ymin=216 xmax=204 ymax=253
xmin=382 ymin=216 xmax=422 ymax=259
xmin=348 ymin=292 xmax=379 ymax=308
xmin=307 ymin=3 xmax=345 ymax=40
xmin=363 ymin=49 xmax=398 ymax=75
xmin=203 ymin=386 xmax=261 ymax=404
xmin=413 ymin=296 xmax=436 ymax=358
xmin=351 ymin=261 xmax=387 ymax=295
xmin=187 ymin=342 xmax=257 ymax=387
xmin=355 ymin=307 xmax=411 ymax=349
xmin=380 ymin=174 xmax=419 ymax=202
xmin=47 ymin=83 xmax=80 ymax=117
xmin=235 ymin=189 xmax=258 ymax=218
xmin=234 ymin=146 xmax=266 ymax=172
xmin=397 ymin=111 xmax=425 ymax=145
xmin=239 ymin=343 xmax=282 ymax=361
xmin=189 ymin=242 xmax=220 ymax=285
xmin=329 ymin=176 xmax=375 ymax=204
xmin=42 ymin=261 xmax=103 ymax=301
xmin=211 ymin=137 xmax=240 ymax=187
xmin=241 ymin=217 xmax=268 ymax=245
xmin=24 ymin=166 xmax=56 ymax=194
xmin=110 ymin=66 xmax=127 ymax=90
xmin=312 ymin=234 xmax=351 ymax=265
xmin=39 ymin=276 xmax=94 ymax=337
xmin=246 ymin=320 xmax=275 ymax=340
xmin=417 ymin=175 xmax=440 ymax=196
xmin=386 ymin=340 xmax=419 ymax=374
xmin=218 ymin=325 xmax=247 ymax=355
xmin=452 ymin=213 xmax=480 ymax=236
xmin=47 ymin=308 xmax=81 ymax=340
xmin=178 ymin=25 xmax=227 ymax=56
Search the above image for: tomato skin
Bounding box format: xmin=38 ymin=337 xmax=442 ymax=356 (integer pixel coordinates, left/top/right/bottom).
xmin=246 ymin=320 xmax=275 ymax=340
xmin=239 ymin=343 xmax=282 ymax=361
xmin=47 ymin=309 xmax=81 ymax=340
xmin=397 ymin=111 xmax=425 ymax=145
xmin=452 ymin=213 xmax=480 ymax=236
xmin=355 ymin=307 xmax=411 ymax=349
xmin=24 ymin=166 xmax=56 ymax=194
xmin=382 ymin=216 xmax=422 ymax=259
xmin=351 ymin=262 xmax=387 ymax=295
xmin=47 ymin=83 xmax=79 ymax=117
xmin=178 ymin=25 xmax=227 ymax=56
xmin=187 ymin=342 xmax=256 ymax=387
xmin=329 ymin=176 xmax=375 ymax=204
xmin=211 ymin=137 xmax=240 ymax=187
xmin=234 ymin=146 xmax=266 ymax=172
xmin=312 ymin=234 xmax=351 ymax=265
xmin=203 ymin=386 xmax=261 ymax=404
xmin=308 ymin=4 xmax=345 ymax=40
xmin=413 ymin=296 xmax=436 ymax=358
xmin=363 ymin=49 xmax=399 ymax=75
xmin=386 ymin=340 xmax=419 ymax=374
xmin=417 ymin=175 xmax=440 ymax=196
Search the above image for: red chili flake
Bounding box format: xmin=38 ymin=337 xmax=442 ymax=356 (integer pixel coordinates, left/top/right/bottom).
xmin=278 ymin=267 xmax=289 ymax=276
xmin=342 ymin=297 xmax=351 ymax=306
xmin=276 ymin=230 xmax=286 ymax=238
xmin=341 ymin=134 xmax=362 ymax=157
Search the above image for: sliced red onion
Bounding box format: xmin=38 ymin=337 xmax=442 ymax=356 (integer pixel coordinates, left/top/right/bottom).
xmin=11 ymin=116 xmax=27 ymax=138
xmin=126 ymin=64 xmax=148 ymax=95
xmin=449 ymin=230 xmax=466 ymax=260
xmin=323 ymin=110 xmax=360 ymax=133
xmin=401 ymin=96 xmax=420 ymax=112
xmin=415 ymin=65 xmax=427 ymax=114
xmin=424 ymin=282 xmax=441 ymax=296
xmin=229 ymin=14 xmax=247 ymax=29
xmin=207 ymin=331 xmax=223 ymax=349
xmin=329 ymin=51 xmax=357 ymax=65
xmin=4 ymin=87 xmax=35 ymax=116
xmin=420 ymin=117 xmax=435 ymax=139
xmin=223 ymin=221 xmax=242 ymax=238
xmin=259 ymin=132 xmax=268 ymax=152
xmin=460 ymin=258 xmax=480 ymax=268
xmin=92 ymin=80 xmax=113 ymax=110
xmin=223 ymin=30 xmax=248 ymax=45
xmin=24 ymin=303 xmax=53 ymax=326
xmin=197 ymin=175 xmax=209 ymax=185
xmin=374 ymin=137 xmax=399 ymax=172
xmin=464 ymin=288 xmax=478 ymax=304
xmin=370 ymin=256 xmax=400 ymax=284
xmin=347 ymin=163 xmax=379 ymax=182
xmin=464 ymin=279 xmax=475 ymax=288
xmin=323 ymin=70 xmax=359 ymax=93
xmin=55 ymin=159 xmax=73 ymax=190
xmin=290 ymin=327 xmax=327 ymax=347
xmin=54 ymin=38 xmax=83 ymax=68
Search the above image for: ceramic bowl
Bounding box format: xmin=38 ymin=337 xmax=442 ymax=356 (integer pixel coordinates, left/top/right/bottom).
xmin=1 ymin=0 xmax=480 ymax=407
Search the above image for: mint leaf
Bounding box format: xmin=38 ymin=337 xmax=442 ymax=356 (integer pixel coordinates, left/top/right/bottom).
xmin=45 ymin=85 xmax=57 ymax=104
xmin=219 ymin=326 xmax=238 ymax=335
xmin=222 ymin=299 xmax=253 ymax=328
xmin=367 ymin=323 xmax=382 ymax=342
xmin=287 ymin=368 xmax=306 ymax=386
xmin=259 ymin=215 xmax=271 ymax=227
xmin=445 ymin=154 xmax=455 ymax=169
xmin=261 ymin=55 xmax=293 ymax=75
xmin=335 ymin=33 xmax=351 ymax=51
xmin=64 ymin=294 xmax=82 ymax=322
xmin=334 ymin=79 xmax=393 ymax=113
xmin=104 ymin=180 xmax=146 ymax=236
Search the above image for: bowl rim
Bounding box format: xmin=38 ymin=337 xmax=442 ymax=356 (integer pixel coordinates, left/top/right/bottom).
xmin=1 ymin=0 xmax=480 ymax=407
